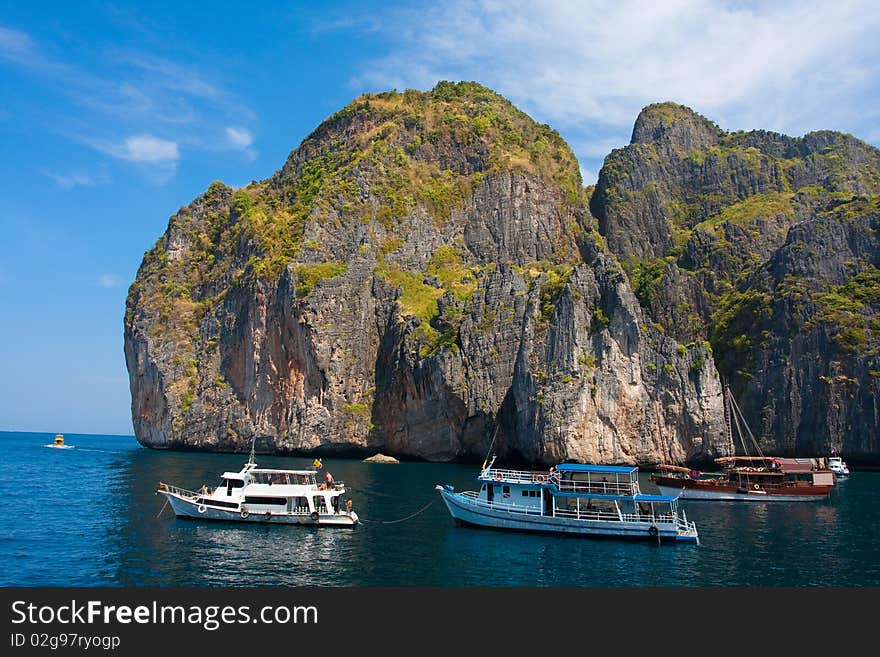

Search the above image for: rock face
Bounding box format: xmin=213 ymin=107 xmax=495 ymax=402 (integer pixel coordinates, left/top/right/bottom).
xmin=125 ymin=85 xmax=879 ymax=464
xmin=590 ymin=102 xmax=880 ymax=462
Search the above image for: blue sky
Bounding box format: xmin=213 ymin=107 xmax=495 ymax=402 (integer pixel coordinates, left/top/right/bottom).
xmin=2 ymin=1 xmax=879 ymax=436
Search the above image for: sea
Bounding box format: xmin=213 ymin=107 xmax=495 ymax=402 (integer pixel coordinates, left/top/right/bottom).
xmin=2 ymin=430 xmax=879 ymax=587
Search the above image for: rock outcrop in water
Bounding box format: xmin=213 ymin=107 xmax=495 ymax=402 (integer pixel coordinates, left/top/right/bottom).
xmin=125 ymin=83 xmax=880 ymax=464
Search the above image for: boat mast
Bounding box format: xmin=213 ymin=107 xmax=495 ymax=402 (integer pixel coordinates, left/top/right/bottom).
xmin=724 ymin=382 xmax=735 ymax=457
xmin=481 ymin=425 xmax=499 ymax=470
xmin=247 ymin=436 xmax=256 ymax=467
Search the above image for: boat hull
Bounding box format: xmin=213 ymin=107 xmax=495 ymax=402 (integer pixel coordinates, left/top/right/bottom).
xmin=438 ymin=489 xmax=697 ymax=542
xmin=653 ymin=478 xmax=831 ymax=502
xmin=161 ymin=492 xmax=358 ymax=526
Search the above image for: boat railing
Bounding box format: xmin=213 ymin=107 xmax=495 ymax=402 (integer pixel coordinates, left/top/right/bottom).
xmin=619 ymin=512 xmax=697 ymax=535
xmin=158 ymin=483 xmax=199 ymax=499
xmin=553 ymin=508 xmax=623 ymax=522
xmin=555 ymin=479 xmax=638 ymax=496
xmin=480 ymin=468 xmax=551 ymax=485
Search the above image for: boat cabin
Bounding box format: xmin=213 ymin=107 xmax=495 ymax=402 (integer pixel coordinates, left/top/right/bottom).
xmin=205 ymin=467 xmax=346 ymax=516
xmin=718 ymin=457 xmax=835 ymax=488
xmin=475 ymin=463 xmax=683 ymax=522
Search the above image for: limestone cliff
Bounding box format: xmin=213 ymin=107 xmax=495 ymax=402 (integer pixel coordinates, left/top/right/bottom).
xmin=125 ymin=83 xmax=727 ymax=464
xmin=591 ymin=102 xmax=880 ymax=461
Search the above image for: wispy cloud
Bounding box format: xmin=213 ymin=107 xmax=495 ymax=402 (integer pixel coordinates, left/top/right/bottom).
xmin=0 ymin=24 xmax=32 ymax=55
xmin=97 ymin=274 xmax=120 ymax=288
xmin=223 ymin=126 xmax=257 ymax=161
xmin=225 ymin=126 xmax=253 ymax=150
xmin=0 ymin=22 xmax=257 ymax=183
xmin=347 ymin=0 xmax=880 ymax=175
xmin=312 ymin=15 xmax=384 ymax=35
xmin=41 ymin=169 xmax=106 ymax=189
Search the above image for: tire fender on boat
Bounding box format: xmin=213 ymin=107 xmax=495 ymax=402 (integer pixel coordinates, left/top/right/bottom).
xmin=648 ymin=525 xmax=659 ymax=537
xmin=753 ymin=483 xmax=760 ymax=491
xmin=264 ymin=511 xmax=271 ymax=521
xmin=240 ymin=509 xmax=249 ymax=519
xmin=197 ymin=503 xmax=207 ymax=514
xmin=310 ymin=511 xmax=319 ymax=522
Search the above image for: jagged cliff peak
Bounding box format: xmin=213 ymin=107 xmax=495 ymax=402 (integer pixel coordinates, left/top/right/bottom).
xmin=276 ymin=80 xmax=582 ymax=202
xmin=630 ymin=101 xmax=722 ymax=148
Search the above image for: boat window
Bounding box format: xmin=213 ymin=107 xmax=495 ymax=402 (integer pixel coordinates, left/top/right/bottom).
xmin=502 ymin=486 xmax=510 ymax=495
xmin=522 ymin=490 xmax=529 ymax=497
xmin=242 ymin=496 xmax=287 ymax=506
xmin=197 ymin=498 xmax=238 ymax=509
xmin=221 ymin=478 xmax=245 ymax=488
xmin=312 ymin=496 xmax=328 ymax=512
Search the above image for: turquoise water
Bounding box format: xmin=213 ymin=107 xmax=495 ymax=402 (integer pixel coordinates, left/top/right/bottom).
xmin=2 ymin=431 xmax=879 ymax=586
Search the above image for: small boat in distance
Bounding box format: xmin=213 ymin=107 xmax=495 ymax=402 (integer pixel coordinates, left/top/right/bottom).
xmin=45 ymin=434 xmax=73 ymax=449
xmin=828 ymin=456 xmax=850 ymax=477
xmin=157 ymin=446 xmax=357 ymax=526
xmin=436 ymin=457 xmax=698 ymax=543
xmin=651 ymin=388 xmax=834 ymax=501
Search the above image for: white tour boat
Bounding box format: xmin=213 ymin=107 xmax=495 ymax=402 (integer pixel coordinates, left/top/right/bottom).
xmin=157 ymin=451 xmax=358 ymax=527
xmin=828 ymin=456 xmax=850 ymax=477
xmin=436 ymin=458 xmax=698 ymax=543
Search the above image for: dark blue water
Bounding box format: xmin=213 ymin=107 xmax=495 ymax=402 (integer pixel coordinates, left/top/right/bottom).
xmin=2 ymin=431 xmax=879 ymax=587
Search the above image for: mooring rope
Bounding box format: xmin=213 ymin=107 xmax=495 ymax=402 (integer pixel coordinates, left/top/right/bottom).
xmin=358 ymin=500 xmax=434 ymax=524
xmin=156 ymin=497 xmax=170 ymax=518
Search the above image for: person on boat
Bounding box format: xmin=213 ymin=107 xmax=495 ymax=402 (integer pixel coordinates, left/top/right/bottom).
xmin=321 ymin=471 xmax=334 ymax=489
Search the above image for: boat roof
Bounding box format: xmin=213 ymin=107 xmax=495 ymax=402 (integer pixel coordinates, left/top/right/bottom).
xmin=555 ymin=464 xmax=637 ymax=475
xmin=251 ymin=468 xmax=317 ymax=475
xmin=634 ymin=493 xmax=679 ymax=503
xmin=223 ymin=469 xmax=317 ymax=477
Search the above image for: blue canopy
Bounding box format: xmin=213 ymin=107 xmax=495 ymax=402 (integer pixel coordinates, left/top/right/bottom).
xmin=555 ymin=464 xmax=637 ymax=475
xmin=634 ymin=493 xmax=679 ymax=503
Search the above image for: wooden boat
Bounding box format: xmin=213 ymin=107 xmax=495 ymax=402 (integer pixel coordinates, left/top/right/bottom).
xmin=651 ymin=456 xmax=834 ymax=501
xmin=650 ymin=388 xmax=834 ymax=502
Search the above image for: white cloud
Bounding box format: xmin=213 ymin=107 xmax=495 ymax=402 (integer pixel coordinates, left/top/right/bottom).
xmin=98 ymin=274 xmax=120 ymax=288
xmin=119 ymin=134 xmax=179 ymax=163
xmin=79 ymin=134 xmax=179 ymax=184
xmin=87 ymin=133 xmax=179 ymax=164
xmin=224 ymin=126 xmax=256 ymax=161
xmin=225 ymin=126 xmax=253 ymax=149
xmin=579 ymin=166 xmax=597 ymax=186
xmin=350 ymin=0 xmax=880 ymax=173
